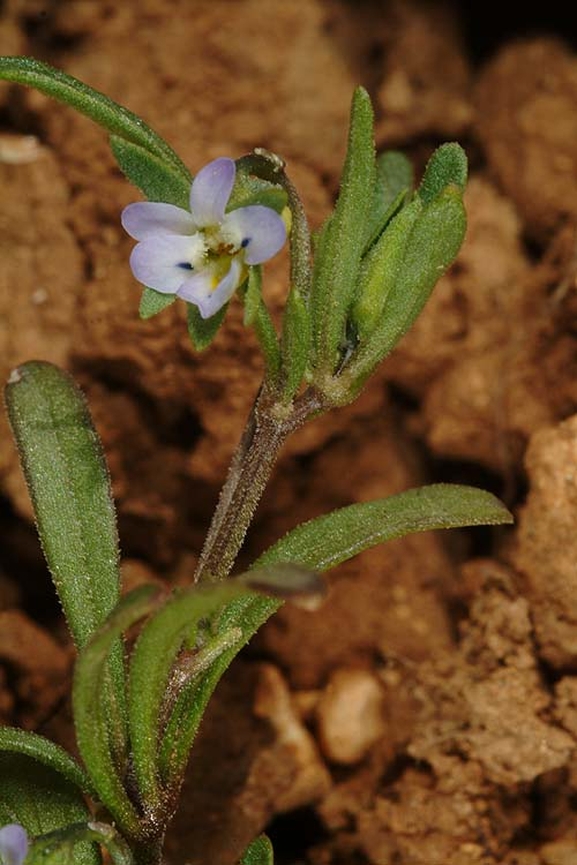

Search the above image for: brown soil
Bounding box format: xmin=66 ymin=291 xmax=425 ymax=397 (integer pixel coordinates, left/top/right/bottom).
xmin=2 ymin=1 xmax=577 ymax=863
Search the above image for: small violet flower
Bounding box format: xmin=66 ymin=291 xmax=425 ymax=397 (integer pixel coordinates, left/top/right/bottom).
xmin=0 ymin=824 xmax=28 ymax=865
xmin=122 ymin=157 xmax=287 ymax=319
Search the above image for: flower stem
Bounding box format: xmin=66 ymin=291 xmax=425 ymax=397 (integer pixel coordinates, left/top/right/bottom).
xmin=194 ymin=387 xmax=323 ymax=583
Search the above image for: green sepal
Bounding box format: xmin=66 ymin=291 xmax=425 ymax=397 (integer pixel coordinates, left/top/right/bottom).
xmin=0 ymin=728 xmax=94 ymax=799
xmin=186 ymin=303 xmax=228 ymax=351
xmin=344 ymin=184 xmax=466 ymax=394
xmin=255 ymin=484 xmax=513 ymax=572
xmin=364 ymin=150 xmax=413 ymax=249
xmin=352 ymin=197 xmax=423 ymax=341
xmin=280 ymin=286 xmax=312 ymax=400
xmin=139 ymin=287 xmax=177 ymax=320
xmin=417 ymin=142 xmax=467 ymax=204
xmin=310 ymin=87 xmax=376 ymax=375
xmin=4 ymin=362 xmax=121 ymax=649
xmin=0 ymin=56 xmax=188 ymax=177
xmin=27 ymin=823 xmax=133 ymax=865
xmin=0 ymin=754 xmax=99 ymax=865
xmin=240 ymin=835 xmax=274 ymax=865
xmin=110 ymin=136 xmax=191 ymax=208
xmin=73 ymin=586 xmax=161 ymax=838
xmin=243 ymin=268 xmax=281 ymax=382
xmin=230 ymin=158 xmax=288 ymax=213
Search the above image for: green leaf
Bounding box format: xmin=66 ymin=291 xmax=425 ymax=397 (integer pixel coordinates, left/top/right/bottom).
xmin=345 ymin=185 xmax=466 ymax=392
xmin=240 ymin=835 xmax=274 ymax=865
xmin=418 ymin=142 xmax=467 ymax=204
xmin=352 ymin=197 xmax=423 ymax=341
xmin=128 ymin=582 xmax=252 ymax=810
xmin=254 ymin=484 xmax=513 ymax=572
xmin=243 ymin=267 xmax=281 ymax=381
xmin=129 ymin=564 xmax=317 ymax=803
xmin=110 ymin=136 xmax=191 ymax=208
xmin=139 ymin=287 xmax=176 ymax=320
xmin=280 ymin=286 xmax=312 ymax=400
xmin=0 ymin=728 xmax=93 ymax=799
xmin=5 ymin=362 xmax=120 ymax=649
xmin=0 ymin=754 xmax=99 ymax=865
xmin=27 ymin=822 xmax=133 ymax=865
xmin=155 ymin=563 xmax=325 ymax=789
xmin=229 ymin=159 xmax=287 ymax=213
xmin=365 ymin=150 xmax=413 ymax=249
xmin=157 ymin=591 xmax=278 ymax=788
xmin=310 ymin=87 xmax=376 ymax=375
xmin=73 ymin=586 xmax=160 ymax=838
xmin=186 ymin=303 xmax=228 ymax=351
xmin=0 ymin=56 xmax=188 ymax=177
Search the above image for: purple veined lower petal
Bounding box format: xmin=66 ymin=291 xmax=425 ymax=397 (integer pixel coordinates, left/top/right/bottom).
xmin=177 ymin=257 xmax=243 ymax=319
xmin=130 ymin=233 xmax=206 ymax=294
xmin=189 ymin=157 xmax=236 ymax=228
xmin=223 ymin=205 xmax=286 ymax=265
xmin=0 ymin=824 xmax=29 ymax=865
xmin=121 ymin=201 xmax=196 ymax=240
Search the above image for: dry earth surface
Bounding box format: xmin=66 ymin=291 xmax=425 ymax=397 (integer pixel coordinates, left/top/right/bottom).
xmin=2 ymin=2 xmax=577 ymax=864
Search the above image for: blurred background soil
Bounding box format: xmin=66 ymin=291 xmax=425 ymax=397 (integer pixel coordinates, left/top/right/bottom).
xmin=2 ymin=1 xmax=577 ymax=863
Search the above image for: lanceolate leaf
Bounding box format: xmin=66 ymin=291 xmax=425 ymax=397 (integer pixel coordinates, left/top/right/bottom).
xmin=345 ymin=184 xmax=466 ymax=391
xmin=0 ymin=754 xmax=99 ymax=865
xmin=364 ymin=150 xmax=413 ymax=249
xmin=280 ymin=286 xmax=312 ymax=400
xmin=310 ymin=87 xmax=376 ymax=374
xmin=5 ymin=361 xmax=121 ymax=649
xmin=0 ymin=729 xmax=93 ymax=798
xmin=110 ymin=136 xmax=191 ymax=208
xmin=73 ymin=587 xmax=160 ymax=838
xmin=128 ymin=583 xmax=252 ymax=810
xmin=418 ymin=142 xmax=467 ymax=204
xmin=0 ymin=56 xmax=188 ymax=177
xmin=254 ymin=484 xmax=513 ymax=573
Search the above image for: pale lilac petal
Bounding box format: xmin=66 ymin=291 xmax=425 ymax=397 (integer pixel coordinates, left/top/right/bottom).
xmin=121 ymin=202 xmax=196 ymax=240
xmin=0 ymin=824 xmax=29 ymax=865
xmin=223 ymin=206 xmax=286 ymax=265
xmin=177 ymin=257 xmax=243 ymax=319
xmin=130 ymin=234 xmax=206 ymax=294
xmin=190 ymin=157 xmax=235 ymax=227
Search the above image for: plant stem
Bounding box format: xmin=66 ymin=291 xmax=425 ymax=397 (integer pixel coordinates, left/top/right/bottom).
xmin=131 ymin=836 xmax=163 ymax=865
xmin=194 ymin=386 xmax=324 ymax=583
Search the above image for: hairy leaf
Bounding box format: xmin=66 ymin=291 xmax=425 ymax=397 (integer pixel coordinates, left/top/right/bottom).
xmin=255 ymin=485 xmax=513 ymax=572
xmin=418 ymin=142 xmax=467 ymax=204
xmin=0 ymin=729 xmax=93 ymax=799
xmin=73 ymin=587 xmax=160 ymax=837
xmin=0 ymin=56 xmax=188 ymax=177
xmin=364 ymin=150 xmax=413 ymax=249
xmin=0 ymin=755 xmax=99 ymax=865
xmin=310 ymin=87 xmax=376 ymax=374
xmin=110 ymin=136 xmax=191 ymax=209
xmin=5 ymin=362 xmax=120 ymax=649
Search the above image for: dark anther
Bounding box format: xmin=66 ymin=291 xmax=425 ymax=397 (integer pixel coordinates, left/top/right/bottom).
xmin=177 ymin=261 xmax=194 ymax=270
xmin=241 ymin=238 xmax=250 ymax=248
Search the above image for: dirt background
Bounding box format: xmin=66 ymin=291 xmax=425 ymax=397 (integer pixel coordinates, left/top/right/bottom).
xmin=2 ymin=1 xmax=577 ymax=863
